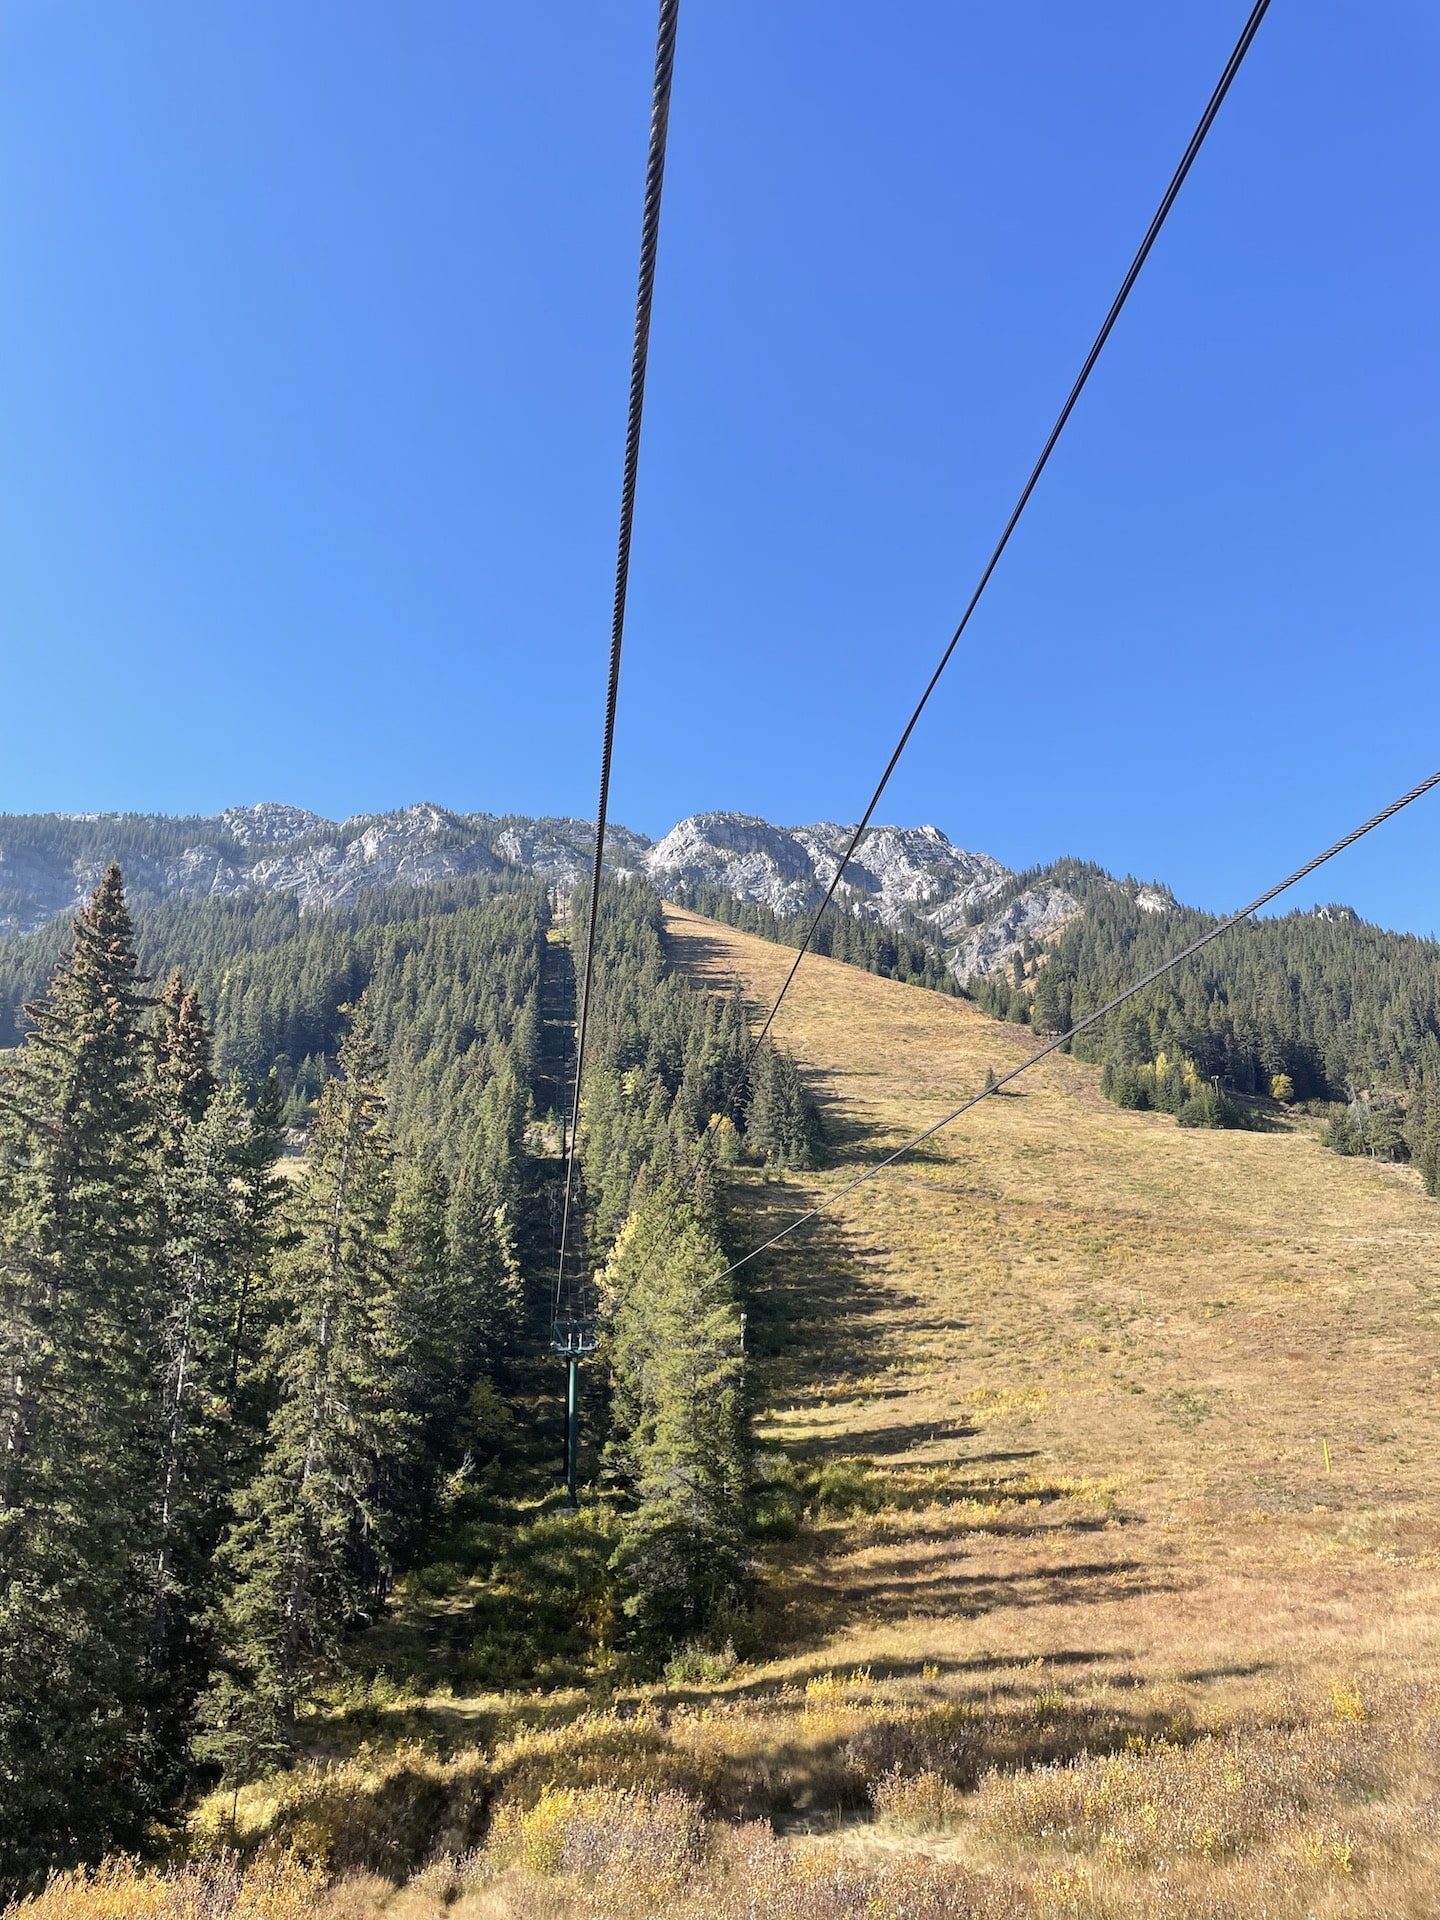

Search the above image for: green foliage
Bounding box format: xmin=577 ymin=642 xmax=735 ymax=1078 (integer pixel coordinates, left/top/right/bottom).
xmin=0 ymin=876 xmax=549 ymax=1200
xmin=1322 ymin=1097 xmax=1409 ymax=1163
xmin=573 ymin=879 xmax=817 ymax=1253
xmin=1100 ymin=1051 xmax=1243 ymax=1129
xmin=663 ymin=1639 xmax=739 ymax=1687
xmin=201 ymin=1006 xmax=410 ymax=1776
xmin=0 ymin=869 xmax=163 ymax=1880
xmin=602 ymin=1176 xmax=748 ymax=1663
xmin=0 ymin=853 xmax=823 ymax=1850
xmin=1030 ymin=962 xmax=1072 ymax=1037
xmin=1060 ymin=886 xmax=1440 ymax=1104
xmin=744 ymin=1040 xmax=818 ymax=1167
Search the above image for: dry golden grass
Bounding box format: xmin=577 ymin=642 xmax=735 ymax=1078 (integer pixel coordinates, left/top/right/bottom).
xmin=656 ymin=905 xmax=1440 ymax=1910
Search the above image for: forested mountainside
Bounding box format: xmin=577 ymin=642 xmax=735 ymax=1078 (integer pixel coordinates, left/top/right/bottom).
xmin=6 ymin=800 xmax=1440 ymax=1134
xmin=0 ymin=863 xmax=815 ymax=1888
xmin=674 ymin=858 xmax=1440 ymax=1132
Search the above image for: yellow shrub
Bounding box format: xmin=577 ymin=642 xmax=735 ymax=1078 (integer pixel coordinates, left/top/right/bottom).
xmin=4 ymin=1851 xmax=326 ymax=1920
xmin=482 ymin=1785 xmax=705 ymax=1907
xmin=192 ymin=1745 xmax=490 ymax=1876
xmin=870 ymin=1766 xmax=967 ymax=1833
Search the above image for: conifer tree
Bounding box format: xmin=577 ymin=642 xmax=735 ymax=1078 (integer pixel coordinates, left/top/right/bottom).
xmin=603 ymin=1175 xmax=747 ymax=1660
xmin=448 ymin=1158 xmax=524 ymax=1370
xmin=0 ymin=867 xmax=161 ymax=1881
xmin=200 ymin=1003 xmax=408 ymax=1776
xmin=145 ymin=1076 xmax=248 ymax=1796
xmin=745 ymin=1041 xmax=815 ymax=1167
xmin=225 ymin=1069 xmax=289 ymax=1418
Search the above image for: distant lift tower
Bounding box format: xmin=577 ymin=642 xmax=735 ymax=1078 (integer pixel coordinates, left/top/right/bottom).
xmin=551 ymin=1309 xmax=599 ymax=1508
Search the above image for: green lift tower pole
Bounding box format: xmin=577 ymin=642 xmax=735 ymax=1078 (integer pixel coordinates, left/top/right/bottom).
xmin=552 ymin=1313 xmax=598 ymax=1509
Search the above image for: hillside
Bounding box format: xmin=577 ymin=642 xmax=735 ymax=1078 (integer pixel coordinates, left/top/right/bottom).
xmin=11 ymin=803 xmax=1440 ymax=1120
xmin=650 ymin=908 xmax=1440 ymax=1906
xmin=668 ymin=905 xmax=1440 ymax=1641
xmin=55 ymin=906 xmax=1434 ymax=1919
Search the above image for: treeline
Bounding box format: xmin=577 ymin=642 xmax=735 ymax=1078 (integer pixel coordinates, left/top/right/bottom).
xmin=1055 ymin=888 xmax=1440 ymax=1101
xmin=0 ymin=870 xmax=525 ymax=1885
xmin=0 ymin=876 xmax=548 ymax=1209
xmin=666 ymin=879 xmax=959 ymax=996
xmin=811 ymin=854 xmax=1440 ymax=1144
xmin=1100 ymin=1053 xmax=1244 ymax=1130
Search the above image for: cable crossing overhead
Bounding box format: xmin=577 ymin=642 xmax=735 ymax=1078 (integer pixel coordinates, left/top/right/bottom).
xmin=718 ymin=766 xmax=1440 ymax=1284
xmin=750 ymin=0 xmax=1274 ymax=1059
xmin=553 ymin=0 xmax=681 ymax=1506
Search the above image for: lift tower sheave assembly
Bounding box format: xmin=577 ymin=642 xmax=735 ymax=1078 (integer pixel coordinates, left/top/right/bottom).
xmin=551 ymin=1311 xmax=599 ymax=1508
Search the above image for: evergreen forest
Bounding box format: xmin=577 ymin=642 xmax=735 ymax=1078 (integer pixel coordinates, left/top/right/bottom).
xmin=0 ymin=867 xmax=816 ymax=1891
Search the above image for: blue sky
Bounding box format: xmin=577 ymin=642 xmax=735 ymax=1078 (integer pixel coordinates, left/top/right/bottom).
xmin=2 ymin=2 xmax=1437 ymax=932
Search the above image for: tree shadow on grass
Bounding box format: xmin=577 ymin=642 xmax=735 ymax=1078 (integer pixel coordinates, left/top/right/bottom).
xmin=730 ymin=1186 xmax=912 ymax=1408
xmin=763 ymin=1548 xmax=1179 ymax=1656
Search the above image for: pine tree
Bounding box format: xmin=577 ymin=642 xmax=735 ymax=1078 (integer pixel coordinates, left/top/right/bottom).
xmin=0 ymin=867 xmax=162 ymax=1882
xmin=152 ymin=969 xmax=217 ymax=1153
xmin=225 ymin=1069 xmax=289 ymax=1420
xmin=603 ymin=1176 xmax=747 ymax=1661
xmin=199 ymin=1004 xmax=408 ymax=1777
xmin=145 ymin=1076 xmax=249 ymax=1799
xmin=745 ymin=1042 xmax=815 ymax=1167
xmin=448 ymin=1158 xmax=524 ymax=1372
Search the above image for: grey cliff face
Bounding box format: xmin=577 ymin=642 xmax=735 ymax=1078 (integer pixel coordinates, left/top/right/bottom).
xmin=0 ymin=802 xmax=1134 ymax=990
xmin=944 ymin=885 xmax=1084 ymax=986
xmin=644 ymin=813 xmax=1010 ymax=928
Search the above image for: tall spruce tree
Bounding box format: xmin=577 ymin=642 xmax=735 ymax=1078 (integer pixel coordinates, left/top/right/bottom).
xmin=144 ymin=982 xmax=285 ymax=1803
xmin=0 ymin=867 xmax=162 ymax=1883
xmin=225 ymin=1069 xmax=288 ymax=1417
xmin=602 ymin=1174 xmax=747 ymax=1660
xmin=745 ymin=1041 xmax=816 ymax=1167
xmin=200 ymin=1003 xmax=409 ymax=1776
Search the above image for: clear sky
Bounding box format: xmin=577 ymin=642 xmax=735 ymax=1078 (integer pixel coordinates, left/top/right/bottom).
xmin=2 ymin=3 xmax=1437 ymax=932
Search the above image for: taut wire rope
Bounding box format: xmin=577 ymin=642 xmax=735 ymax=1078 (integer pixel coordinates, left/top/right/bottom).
xmin=555 ymin=0 xmax=681 ymax=1322
xmin=718 ymin=766 xmax=1440 ymax=1283
xmin=750 ymin=0 xmax=1274 ymax=1059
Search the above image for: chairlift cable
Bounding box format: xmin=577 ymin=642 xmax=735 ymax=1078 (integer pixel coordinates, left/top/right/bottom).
xmin=749 ymin=0 xmax=1275 ymax=1059
xmin=555 ymin=0 xmax=682 ymax=1331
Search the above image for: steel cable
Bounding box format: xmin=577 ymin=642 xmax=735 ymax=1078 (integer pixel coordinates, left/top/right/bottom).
xmin=750 ymin=0 xmax=1274 ymax=1059
xmin=555 ymin=0 xmax=681 ymax=1321
xmin=718 ymin=766 xmax=1440 ymax=1283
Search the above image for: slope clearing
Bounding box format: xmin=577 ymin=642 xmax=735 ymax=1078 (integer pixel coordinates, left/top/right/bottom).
xmin=659 ymin=904 xmax=1440 ymax=1909
xmin=665 ymin=901 xmax=1440 ymax=1697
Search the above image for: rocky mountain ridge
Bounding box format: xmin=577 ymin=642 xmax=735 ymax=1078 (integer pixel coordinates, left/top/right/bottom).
xmin=0 ymin=801 xmax=1133 ymax=983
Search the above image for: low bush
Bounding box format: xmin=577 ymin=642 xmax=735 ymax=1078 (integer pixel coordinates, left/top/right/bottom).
xmin=3 ymin=1852 xmax=327 ymax=1919
xmin=971 ymin=1726 xmax=1370 ymax=1867
xmin=191 ymin=1746 xmax=490 ymax=1878
xmin=664 ymin=1640 xmax=739 ymax=1688
xmin=807 ymin=1457 xmax=881 ymax=1519
xmin=870 ymin=1766 xmax=967 ymax=1832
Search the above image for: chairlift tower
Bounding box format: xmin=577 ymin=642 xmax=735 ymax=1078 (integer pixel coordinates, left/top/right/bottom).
xmin=551 ymin=1309 xmax=599 ymax=1508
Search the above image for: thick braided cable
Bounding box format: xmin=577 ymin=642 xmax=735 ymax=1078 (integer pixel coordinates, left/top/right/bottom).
xmin=556 ymin=0 xmax=681 ymax=1319
xmin=720 ymin=766 xmax=1440 ymax=1282
xmin=750 ymin=0 xmax=1274 ymax=1058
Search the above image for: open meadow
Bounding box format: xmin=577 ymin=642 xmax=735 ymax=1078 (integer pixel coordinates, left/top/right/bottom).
xmin=13 ymin=907 xmax=1440 ymax=1919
